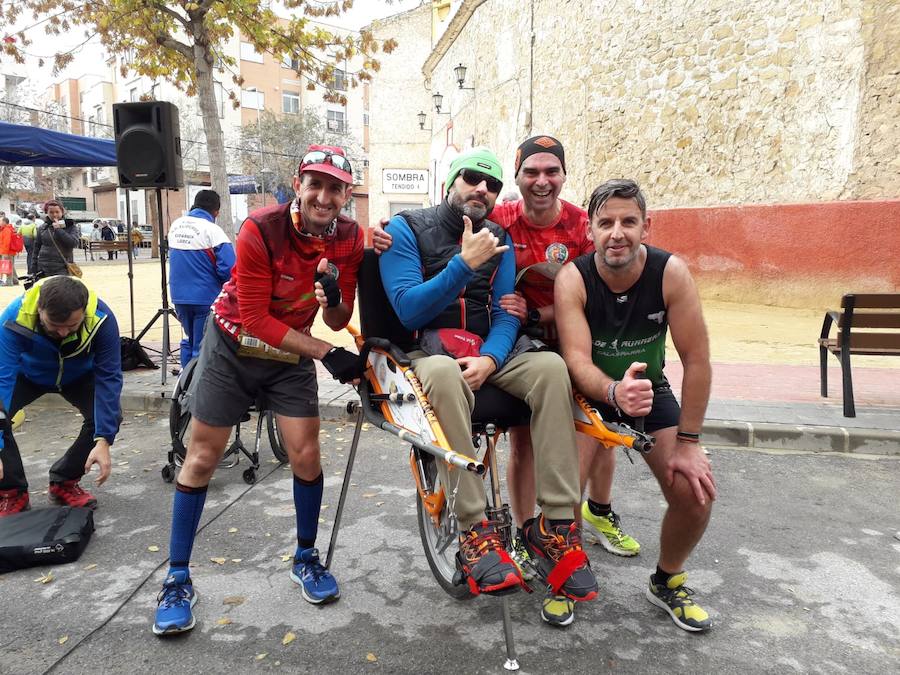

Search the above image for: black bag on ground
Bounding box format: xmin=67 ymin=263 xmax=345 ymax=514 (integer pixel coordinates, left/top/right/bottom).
xmin=0 ymin=506 xmax=95 ymax=573
xmin=120 ymin=336 xmax=158 ymax=371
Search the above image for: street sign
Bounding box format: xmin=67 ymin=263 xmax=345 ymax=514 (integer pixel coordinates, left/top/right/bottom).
xmin=382 ymin=168 xmax=428 ymax=194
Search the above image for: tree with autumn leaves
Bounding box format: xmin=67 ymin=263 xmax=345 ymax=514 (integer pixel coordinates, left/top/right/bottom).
xmin=0 ymin=1 xmax=396 ymax=238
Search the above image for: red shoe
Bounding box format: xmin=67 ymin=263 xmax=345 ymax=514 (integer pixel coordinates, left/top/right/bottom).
xmin=0 ymin=488 xmax=31 ymax=516
xmin=49 ymin=480 xmax=97 ymax=509
xmin=524 ymin=514 xmax=598 ymax=601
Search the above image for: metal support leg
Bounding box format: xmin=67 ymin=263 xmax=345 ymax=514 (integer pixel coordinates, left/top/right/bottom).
xmin=325 ymin=406 xmax=365 ymax=570
xmin=484 ymin=427 xmax=519 ymax=671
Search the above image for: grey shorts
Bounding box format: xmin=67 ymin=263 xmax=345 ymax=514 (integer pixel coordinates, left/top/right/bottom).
xmin=188 ymin=314 xmax=319 ymax=427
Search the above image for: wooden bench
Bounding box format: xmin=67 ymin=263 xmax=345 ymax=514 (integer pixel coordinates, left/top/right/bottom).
xmin=86 ymin=240 xmax=131 ymax=259
xmin=818 ymin=293 xmax=900 ymax=417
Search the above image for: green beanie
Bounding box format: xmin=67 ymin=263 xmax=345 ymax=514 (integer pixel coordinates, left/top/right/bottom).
xmin=445 ymin=147 xmax=503 ymax=196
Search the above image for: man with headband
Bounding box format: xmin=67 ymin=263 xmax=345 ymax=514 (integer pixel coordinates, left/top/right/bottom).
xmin=492 ymin=136 xmax=640 ymax=626
xmin=379 ymin=147 xmax=598 ymax=605
xmin=153 ymin=145 xmax=364 ymax=636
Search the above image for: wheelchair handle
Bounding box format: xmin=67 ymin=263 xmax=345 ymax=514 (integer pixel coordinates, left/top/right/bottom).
xmin=359 ymin=336 xmax=412 ymax=367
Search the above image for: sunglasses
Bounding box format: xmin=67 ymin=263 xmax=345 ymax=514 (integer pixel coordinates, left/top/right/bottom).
xmin=459 ymin=168 xmax=503 ymax=193
xmin=300 ymin=150 xmax=353 ymax=175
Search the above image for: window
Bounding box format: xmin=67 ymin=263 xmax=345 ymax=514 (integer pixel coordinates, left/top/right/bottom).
xmin=333 ymin=68 xmax=347 ymax=92
xmin=82 ymin=173 xmax=88 ymax=186
xmin=129 ymin=87 xmax=138 ymax=102
xmin=363 ymin=113 xmax=369 ymax=126
xmin=282 ymin=55 xmax=300 ymax=70
xmin=240 ymin=42 xmax=264 ymax=64
xmin=241 ymin=88 xmax=264 ymax=110
xmin=282 ymin=91 xmax=300 ymax=114
xmin=326 ymin=109 xmax=345 ymax=133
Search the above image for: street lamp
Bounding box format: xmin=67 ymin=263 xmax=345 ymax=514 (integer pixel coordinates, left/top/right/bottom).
xmin=432 ymin=92 xmax=444 ymax=114
xmin=417 ymin=110 xmax=427 ymax=130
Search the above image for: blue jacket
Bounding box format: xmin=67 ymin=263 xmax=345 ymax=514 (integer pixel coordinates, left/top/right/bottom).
xmin=0 ymin=281 xmax=123 ymax=449
xmin=380 ymin=211 xmax=519 ymax=368
xmin=168 ymin=208 xmax=235 ymax=306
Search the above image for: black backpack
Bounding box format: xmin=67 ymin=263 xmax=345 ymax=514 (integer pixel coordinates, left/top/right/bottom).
xmin=120 ymin=336 xmax=158 ymax=371
xmin=0 ymin=507 xmax=95 ymax=573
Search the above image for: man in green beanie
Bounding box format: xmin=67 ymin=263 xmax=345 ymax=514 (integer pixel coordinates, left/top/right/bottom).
xmin=379 ymin=147 xmax=598 ymax=604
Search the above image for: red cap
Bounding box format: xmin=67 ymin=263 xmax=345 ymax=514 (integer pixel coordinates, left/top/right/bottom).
xmin=298 ymin=144 xmax=353 ymax=184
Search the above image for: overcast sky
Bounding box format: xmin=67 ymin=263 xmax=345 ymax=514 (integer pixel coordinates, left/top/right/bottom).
xmin=5 ymin=0 xmax=422 ymax=91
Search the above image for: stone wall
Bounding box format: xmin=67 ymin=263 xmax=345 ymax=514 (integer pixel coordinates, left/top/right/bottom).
xmin=368 ymin=5 xmax=435 ymax=224
xmin=400 ymin=0 xmax=900 ymax=210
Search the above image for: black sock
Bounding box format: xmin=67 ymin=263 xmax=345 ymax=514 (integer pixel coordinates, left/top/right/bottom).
xmin=587 ymin=499 xmax=612 ymax=517
xmin=297 ymin=537 xmax=316 ymax=551
xmin=653 ymin=565 xmax=677 ymax=587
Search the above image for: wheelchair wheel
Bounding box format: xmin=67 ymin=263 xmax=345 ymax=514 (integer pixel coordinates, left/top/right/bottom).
xmin=415 ymin=449 xmax=471 ymax=601
xmin=265 ymin=411 xmax=288 ymax=464
xmin=168 ymin=358 xmax=199 ymax=465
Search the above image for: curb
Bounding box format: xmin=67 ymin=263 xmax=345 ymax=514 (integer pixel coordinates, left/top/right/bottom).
xmin=26 ymin=392 xmax=900 ymax=457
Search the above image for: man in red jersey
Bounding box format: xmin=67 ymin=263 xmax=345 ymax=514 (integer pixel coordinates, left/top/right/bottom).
xmin=491 ymin=136 xmax=640 ymax=627
xmin=372 ymin=137 xmax=639 ymax=627
xmin=153 ymin=145 xmax=363 ymax=636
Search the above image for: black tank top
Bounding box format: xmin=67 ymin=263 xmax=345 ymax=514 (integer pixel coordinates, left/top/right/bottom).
xmin=572 ymin=245 xmax=671 ymax=385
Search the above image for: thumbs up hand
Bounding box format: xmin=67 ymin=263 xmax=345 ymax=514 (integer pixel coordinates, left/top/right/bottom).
xmin=314 ymin=258 xmax=341 ymax=309
xmin=615 ymin=362 xmax=653 ymax=417
xmin=460 ymin=215 xmax=508 ymax=269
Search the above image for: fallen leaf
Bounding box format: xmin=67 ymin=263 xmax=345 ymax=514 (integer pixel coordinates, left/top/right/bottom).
xmin=216 ymin=617 xmax=232 ymax=626
xmin=281 ymin=554 xmax=292 ymax=562
xmin=265 ymin=532 xmax=271 ymax=537
xmin=210 ymin=557 xmax=227 ymax=565
xmin=362 ymin=493 xmax=377 ymax=498
xmin=35 ymin=571 xmax=54 ymax=584
xmin=366 ymin=653 xmax=377 ymax=662
xmin=228 ymin=527 xmax=238 ymax=533
xmin=318 ymin=518 xmax=325 ymax=523
xmin=375 ymin=502 xmax=385 ymax=507
xmin=148 ymin=545 xmax=160 ymax=552
xmin=223 ymin=596 xmax=245 ymax=606
xmin=83 ymin=564 xmax=97 ymax=571
xmin=255 ymin=653 xmax=268 ymax=661
xmin=58 ymin=636 xmax=69 ymax=645
xmin=282 ymin=631 xmax=296 ymax=646
xmin=231 ymin=558 xmax=242 ymax=563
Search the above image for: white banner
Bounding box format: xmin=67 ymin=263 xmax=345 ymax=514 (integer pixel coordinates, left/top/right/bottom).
xmin=382 ymin=168 xmax=429 ymax=194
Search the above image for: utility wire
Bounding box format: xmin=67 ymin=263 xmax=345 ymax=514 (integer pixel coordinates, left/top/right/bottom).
xmin=0 ymin=99 xmax=366 ymax=163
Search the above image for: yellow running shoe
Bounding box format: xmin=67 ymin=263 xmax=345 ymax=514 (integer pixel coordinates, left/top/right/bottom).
xmin=541 ymin=592 xmax=575 ymax=627
xmin=645 ymin=572 xmax=712 ymax=632
xmin=580 ymin=502 xmax=640 ymax=557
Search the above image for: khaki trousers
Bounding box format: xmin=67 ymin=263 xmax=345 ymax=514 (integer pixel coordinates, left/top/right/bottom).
xmin=411 ymin=350 xmax=580 ymax=530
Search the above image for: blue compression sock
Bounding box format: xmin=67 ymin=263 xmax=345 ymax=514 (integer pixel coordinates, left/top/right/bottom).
xmin=293 ymin=472 xmax=323 ymax=551
xmin=167 ymin=482 xmax=208 ymax=578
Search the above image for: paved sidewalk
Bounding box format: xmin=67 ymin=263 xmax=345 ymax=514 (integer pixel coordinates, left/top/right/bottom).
xmin=67 ymin=351 xmax=898 ymax=457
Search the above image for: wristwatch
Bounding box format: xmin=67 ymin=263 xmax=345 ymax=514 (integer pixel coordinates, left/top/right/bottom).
xmin=526 ymin=308 xmax=541 ymax=327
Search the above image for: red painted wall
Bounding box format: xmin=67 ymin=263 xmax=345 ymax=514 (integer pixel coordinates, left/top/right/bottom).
xmin=647 ymin=199 xmax=900 ymax=303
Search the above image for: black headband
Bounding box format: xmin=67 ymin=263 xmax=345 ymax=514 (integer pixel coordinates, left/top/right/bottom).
xmin=514 ymin=135 xmax=566 ymax=176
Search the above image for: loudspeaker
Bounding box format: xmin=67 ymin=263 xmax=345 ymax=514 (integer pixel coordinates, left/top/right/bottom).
xmin=113 ymin=101 xmax=183 ymax=189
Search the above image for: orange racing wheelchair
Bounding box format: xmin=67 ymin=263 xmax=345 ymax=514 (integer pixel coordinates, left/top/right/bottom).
xmin=324 ymin=250 xmax=653 ymax=671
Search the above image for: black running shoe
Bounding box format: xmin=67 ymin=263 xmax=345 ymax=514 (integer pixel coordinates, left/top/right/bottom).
xmin=523 ymin=514 xmax=598 ymax=601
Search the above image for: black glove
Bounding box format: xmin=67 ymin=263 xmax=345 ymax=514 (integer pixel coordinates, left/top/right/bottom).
xmin=321 ymin=347 xmax=361 ymax=383
xmin=314 ymin=271 xmax=341 ymax=308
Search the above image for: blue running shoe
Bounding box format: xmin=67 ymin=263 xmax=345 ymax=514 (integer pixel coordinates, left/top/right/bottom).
xmin=290 ymin=547 xmax=340 ymax=604
xmin=152 ymin=570 xmax=198 ymax=635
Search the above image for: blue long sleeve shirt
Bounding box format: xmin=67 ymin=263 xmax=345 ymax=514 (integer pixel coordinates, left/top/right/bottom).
xmin=168 ymin=208 xmax=235 ymax=306
xmin=379 ymin=214 xmax=520 ymax=368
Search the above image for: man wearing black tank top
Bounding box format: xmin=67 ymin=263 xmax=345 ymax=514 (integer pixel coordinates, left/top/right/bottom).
xmin=555 ymin=179 xmax=716 ymax=633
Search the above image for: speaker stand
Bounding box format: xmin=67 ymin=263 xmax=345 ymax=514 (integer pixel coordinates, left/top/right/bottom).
xmin=134 ymin=188 xmax=179 ymax=385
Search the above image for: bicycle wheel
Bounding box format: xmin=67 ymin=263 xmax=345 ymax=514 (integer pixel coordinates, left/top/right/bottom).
xmin=415 ymin=449 xmax=471 ymax=601
xmin=168 ymin=358 xmax=198 ymax=465
xmin=265 ymin=411 xmax=288 ymax=464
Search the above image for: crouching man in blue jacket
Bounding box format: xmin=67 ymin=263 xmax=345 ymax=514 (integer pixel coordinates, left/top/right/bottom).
xmin=0 ymin=276 xmax=123 ymax=515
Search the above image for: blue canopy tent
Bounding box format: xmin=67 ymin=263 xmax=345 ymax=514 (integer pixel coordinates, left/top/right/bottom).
xmin=0 ymin=120 xmax=117 ymax=167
